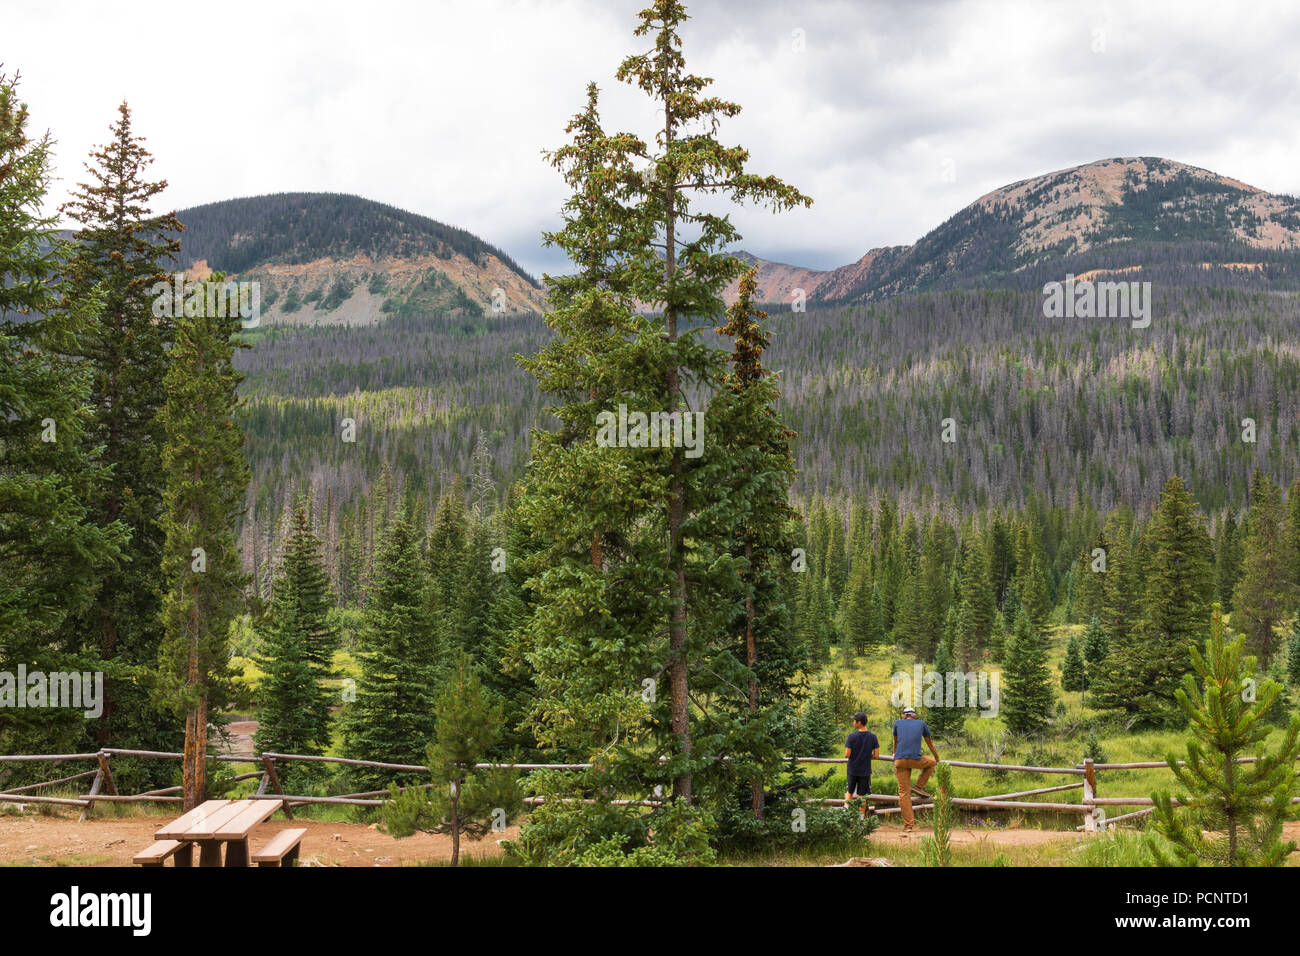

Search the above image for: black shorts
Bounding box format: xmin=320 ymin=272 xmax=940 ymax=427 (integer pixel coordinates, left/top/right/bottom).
xmin=846 ymin=774 xmax=872 ymax=797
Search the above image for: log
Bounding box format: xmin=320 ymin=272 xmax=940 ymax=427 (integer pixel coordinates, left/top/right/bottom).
xmin=982 ymin=782 xmax=1084 ymax=801
xmin=0 ymin=753 xmax=99 ymax=762
xmin=0 ymin=793 xmax=89 ymax=807
xmin=0 ymin=770 xmax=98 ymax=794
xmin=247 ymin=794 xmax=381 ymax=807
xmin=260 ymin=756 xmax=293 ymax=820
xmin=261 ymin=752 xmax=427 ymax=772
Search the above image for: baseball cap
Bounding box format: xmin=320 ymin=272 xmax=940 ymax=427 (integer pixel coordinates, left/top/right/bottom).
xmin=902 ymin=706 xmax=917 ymax=716
xmin=853 ymin=711 xmax=868 ymax=724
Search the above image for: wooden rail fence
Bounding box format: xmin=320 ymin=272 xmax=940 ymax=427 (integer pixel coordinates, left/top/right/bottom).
xmin=2 ymin=749 xmax=1295 ymax=832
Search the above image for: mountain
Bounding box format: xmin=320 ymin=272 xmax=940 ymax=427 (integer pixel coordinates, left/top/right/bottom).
xmin=734 ymin=157 xmax=1300 ymax=304
xmin=175 ymin=193 xmax=548 ymax=324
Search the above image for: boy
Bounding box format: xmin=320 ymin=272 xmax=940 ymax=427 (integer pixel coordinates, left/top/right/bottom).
xmin=892 ymin=706 xmax=940 ymax=832
xmin=844 ymin=711 xmax=879 ymax=818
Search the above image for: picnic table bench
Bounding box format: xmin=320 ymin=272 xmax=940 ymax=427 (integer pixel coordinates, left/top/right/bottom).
xmin=150 ymin=798 xmax=286 ymax=867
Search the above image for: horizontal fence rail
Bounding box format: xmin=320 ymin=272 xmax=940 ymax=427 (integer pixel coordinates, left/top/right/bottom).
xmin=2 ymin=748 xmax=1296 ymax=831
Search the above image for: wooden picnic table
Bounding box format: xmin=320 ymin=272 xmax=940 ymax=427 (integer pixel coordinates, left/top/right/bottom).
xmin=155 ymin=798 xmax=282 ymax=867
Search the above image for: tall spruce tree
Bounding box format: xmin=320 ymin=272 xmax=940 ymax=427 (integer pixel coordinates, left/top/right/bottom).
xmin=955 ymin=534 xmax=995 ymax=668
xmin=1060 ymin=635 xmax=1085 ymax=692
xmin=517 ymin=0 xmax=811 ymax=813
xmin=1286 ymin=480 xmax=1300 ymax=596
xmin=1001 ymin=609 xmax=1053 ymax=735
xmin=341 ymin=512 xmax=439 ymax=789
xmin=0 ymin=73 xmax=126 ymax=757
xmin=155 ymin=273 xmax=250 ymax=809
xmin=254 ymin=499 xmax=338 ymax=775
xmin=1215 ymin=511 xmax=1245 ymax=612
xmin=1232 ymin=472 xmax=1296 ymax=666
xmin=60 ymin=102 xmax=182 ymax=764
xmin=1093 ymin=476 xmax=1212 ymax=726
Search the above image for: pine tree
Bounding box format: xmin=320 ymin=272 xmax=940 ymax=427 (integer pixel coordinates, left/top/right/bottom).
xmin=922 ymin=762 xmax=953 ymax=867
xmin=155 ymin=272 xmax=250 ymax=809
xmin=1093 ymin=476 xmax=1213 ymax=725
xmin=1060 ymin=635 xmax=1086 ymax=692
xmin=1073 ymin=530 xmax=1107 ymax=623
xmin=1019 ymin=552 xmax=1052 ymax=634
xmin=1215 ymin=511 xmax=1245 ymax=612
xmin=1149 ymin=609 xmax=1300 ymax=867
xmin=893 ymin=570 xmax=927 ymax=657
xmin=915 ymin=518 xmax=951 ymax=659
xmin=450 ymin=513 xmax=497 ymax=656
xmin=254 ymin=499 xmax=338 ymax=779
xmin=341 ymin=512 xmax=439 ymax=789
xmin=0 ymin=72 xmax=126 ymax=757
xmin=707 ymin=265 xmax=802 ymax=818
xmin=425 ymin=486 xmax=467 ymax=627
xmin=924 ymin=637 xmax=964 ymax=735
xmin=381 ymin=651 xmax=521 ymax=866
xmin=60 ymin=101 xmax=183 ymax=765
xmin=1001 ymin=610 xmax=1054 ymax=735
xmin=609 ymin=0 xmax=810 ymax=803
xmin=1232 ymin=472 xmax=1297 ymax=667
xmin=1288 ymin=627 xmax=1300 ymax=689
xmin=1082 ymin=614 xmax=1109 ymax=669
xmin=1100 ymin=505 xmax=1141 ymax=648
xmin=841 ymin=557 xmax=875 ymax=655
xmin=954 ymin=535 xmax=995 ymax=668
xmin=1286 ymin=481 xmax=1300 ymax=596
xmin=825 ymin=512 xmax=847 ymax=606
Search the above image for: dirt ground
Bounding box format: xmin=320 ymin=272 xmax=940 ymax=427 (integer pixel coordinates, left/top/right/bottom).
xmin=6 ymin=810 xmax=1298 ymax=866
xmin=0 ymin=812 xmax=518 ymax=867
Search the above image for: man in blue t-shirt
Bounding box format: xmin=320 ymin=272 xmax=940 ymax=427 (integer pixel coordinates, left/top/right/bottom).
xmin=844 ymin=712 xmax=879 ymax=818
xmin=892 ymin=706 xmax=940 ymax=832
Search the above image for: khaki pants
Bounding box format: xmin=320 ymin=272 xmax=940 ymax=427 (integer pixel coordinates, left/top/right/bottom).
xmin=894 ymin=756 xmax=937 ymax=827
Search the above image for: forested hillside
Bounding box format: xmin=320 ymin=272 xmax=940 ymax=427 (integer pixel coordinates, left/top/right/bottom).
xmin=234 ymin=282 xmax=1300 ymax=598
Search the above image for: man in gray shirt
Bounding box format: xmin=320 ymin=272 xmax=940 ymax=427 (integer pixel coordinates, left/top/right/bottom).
xmin=892 ymin=706 xmax=940 ymax=832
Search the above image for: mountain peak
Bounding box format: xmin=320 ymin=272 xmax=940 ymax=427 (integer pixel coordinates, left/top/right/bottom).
xmin=733 ymin=156 xmax=1300 ymax=306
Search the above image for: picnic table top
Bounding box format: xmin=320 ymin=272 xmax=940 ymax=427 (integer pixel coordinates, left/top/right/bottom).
xmin=155 ymin=798 xmax=280 ymax=841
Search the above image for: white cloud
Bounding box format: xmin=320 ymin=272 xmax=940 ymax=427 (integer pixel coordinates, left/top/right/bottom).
xmin=9 ymin=0 xmax=1300 ymax=277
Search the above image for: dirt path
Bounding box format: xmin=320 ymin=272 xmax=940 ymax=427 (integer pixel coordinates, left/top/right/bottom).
xmin=0 ymin=812 xmax=517 ymax=867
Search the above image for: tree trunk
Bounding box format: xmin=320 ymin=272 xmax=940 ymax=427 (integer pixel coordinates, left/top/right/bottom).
xmin=663 ymin=115 xmax=692 ymax=805
xmin=745 ymin=542 xmax=763 ymax=818
xmin=182 ymin=590 xmax=207 ymax=810
xmin=450 ymin=781 xmax=461 ymax=867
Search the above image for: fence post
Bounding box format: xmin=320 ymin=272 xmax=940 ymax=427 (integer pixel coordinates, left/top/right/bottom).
xmin=97 ymin=751 xmax=118 ymax=797
xmin=1083 ymin=757 xmax=1098 ymax=833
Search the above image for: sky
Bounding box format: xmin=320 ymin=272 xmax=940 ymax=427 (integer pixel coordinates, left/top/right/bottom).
xmin=9 ymin=0 xmax=1300 ymax=279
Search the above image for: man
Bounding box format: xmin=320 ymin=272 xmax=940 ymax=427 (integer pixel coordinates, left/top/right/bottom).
xmin=844 ymin=711 xmax=879 ymax=818
xmin=892 ymin=706 xmax=940 ymax=833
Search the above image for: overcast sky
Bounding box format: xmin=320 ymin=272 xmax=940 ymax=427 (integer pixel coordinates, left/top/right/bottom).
xmin=9 ymin=0 xmax=1300 ymax=278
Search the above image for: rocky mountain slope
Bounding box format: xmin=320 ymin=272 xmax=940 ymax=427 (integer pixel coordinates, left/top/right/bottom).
xmin=732 ymin=157 xmax=1300 ymax=305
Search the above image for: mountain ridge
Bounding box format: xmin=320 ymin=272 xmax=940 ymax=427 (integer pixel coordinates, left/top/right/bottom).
xmin=729 ymin=156 xmax=1300 ymax=305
